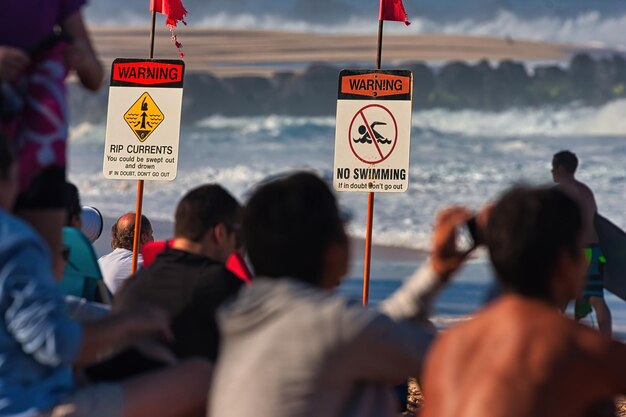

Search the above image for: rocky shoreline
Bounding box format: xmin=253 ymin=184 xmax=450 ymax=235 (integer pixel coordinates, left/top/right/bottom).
xmin=68 ymin=53 xmax=626 ymax=124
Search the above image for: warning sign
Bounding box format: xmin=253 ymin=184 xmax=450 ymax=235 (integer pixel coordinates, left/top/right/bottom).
xmin=333 ymin=70 xmax=413 ymax=193
xmin=124 ymin=92 xmax=164 ymax=142
xmin=103 ymin=59 xmax=184 ymax=181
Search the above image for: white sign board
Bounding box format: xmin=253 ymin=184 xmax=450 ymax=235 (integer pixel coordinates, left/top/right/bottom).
xmin=333 ymin=70 xmax=413 ymax=193
xmin=103 ymin=59 xmax=184 ymax=181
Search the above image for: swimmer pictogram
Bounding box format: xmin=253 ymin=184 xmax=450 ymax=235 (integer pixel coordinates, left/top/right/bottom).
xmin=124 ymin=92 xmax=165 ymax=142
xmin=353 ymin=122 xmax=392 ymax=145
xmin=348 ymin=104 xmax=397 ymax=164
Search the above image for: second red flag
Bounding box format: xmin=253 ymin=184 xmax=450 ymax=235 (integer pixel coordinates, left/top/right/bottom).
xmin=379 ymin=0 xmax=410 ymax=25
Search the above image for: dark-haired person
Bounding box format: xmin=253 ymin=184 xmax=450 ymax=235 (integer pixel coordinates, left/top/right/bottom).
xmin=552 ymin=150 xmax=612 ymax=337
xmin=113 ymin=184 xmax=244 ymax=361
xmin=420 ymin=186 xmax=626 ymax=417
xmin=0 ymin=133 xmax=212 ymax=417
xmin=65 ymin=181 xmax=83 ymax=228
xmin=209 ymin=172 xmax=471 ymax=417
xmin=98 ymin=212 xmax=154 ymax=294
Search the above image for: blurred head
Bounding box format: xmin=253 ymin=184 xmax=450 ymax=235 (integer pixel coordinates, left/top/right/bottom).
xmin=174 ymin=184 xmax=242 ymax=262
xmin=486 ymin=185 xmax=586 ymax=305
xmin=243 ymin=172 xmax=349 ymax=289
xmin=0 ymin=133 xmax=17 ymax=211
xmin=111 ymin=213 xmax=153 ymax=251
xmin=552 ymin=150 xmax=578 ymax=183
xmin=64 ymin=182 xmax=82 ymax=228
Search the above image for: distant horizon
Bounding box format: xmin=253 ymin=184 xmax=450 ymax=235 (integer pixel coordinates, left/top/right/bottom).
xmin=84 ymin=1 xmax=626 ymax=50
xmin=85 ymin=0 xmax=626 ymax=22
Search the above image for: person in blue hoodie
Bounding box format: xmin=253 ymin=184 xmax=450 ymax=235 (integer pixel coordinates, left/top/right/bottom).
xmin=0 ymin=132 xmax=211 ymax=417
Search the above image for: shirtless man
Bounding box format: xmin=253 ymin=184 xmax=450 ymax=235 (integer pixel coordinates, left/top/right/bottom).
xmin=552 ymin=150 xmax=612 ymax=337
xmin=420 ymin=186 xmax=626 ymax=417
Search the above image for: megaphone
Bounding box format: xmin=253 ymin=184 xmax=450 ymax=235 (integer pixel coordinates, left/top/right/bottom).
xmin=81 ymin=206 xmax=103 ymax=243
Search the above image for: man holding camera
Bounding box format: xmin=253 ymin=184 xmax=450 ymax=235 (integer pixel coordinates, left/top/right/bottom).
xmin=420 ymin=185 xmax=625 ymax=417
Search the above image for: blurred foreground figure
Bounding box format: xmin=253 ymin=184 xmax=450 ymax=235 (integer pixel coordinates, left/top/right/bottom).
xmin=421 ymin=186 xmax=625 ymax=417
xmin=0 ymin=134 xmax=211 ymax=417
xmin=115 ymin=184 xmax=245 ymax=361
xmin=0 ymin=0 xmax=104 ymax=280
xmin=209 ymin=172 xmax=474 ymax=417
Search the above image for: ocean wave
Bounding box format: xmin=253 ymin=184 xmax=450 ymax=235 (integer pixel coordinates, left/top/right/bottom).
xmin=411 ymin=100 xmax=626 ymax=137
xmin=191 ymin=101 xmax=626 ymax=138
xmin=68 ymin=99 xmax=626 ymax=252
xmin=86 ymin=9 xmax=626 ymax=49
xmin=70 ymin=100 xmax=626 ymax=145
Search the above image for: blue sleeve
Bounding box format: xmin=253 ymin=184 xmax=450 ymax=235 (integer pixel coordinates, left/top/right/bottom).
xmin=2 ymin=241 xmax=82 ymax=367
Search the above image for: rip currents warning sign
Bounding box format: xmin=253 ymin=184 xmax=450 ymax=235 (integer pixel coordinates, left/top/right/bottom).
xmin=103 ymin=58 xmax=185 ymax=181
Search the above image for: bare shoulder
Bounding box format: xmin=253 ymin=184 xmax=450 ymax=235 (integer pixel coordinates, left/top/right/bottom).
xmin=574 ymin=180 xmax=596 ymax=204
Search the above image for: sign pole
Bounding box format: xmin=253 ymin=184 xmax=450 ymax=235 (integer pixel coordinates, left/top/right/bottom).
xmin=362 ymin=19 xmax=385 ymax=306
xmin=131 ymin=8 xmax=157 ymax=274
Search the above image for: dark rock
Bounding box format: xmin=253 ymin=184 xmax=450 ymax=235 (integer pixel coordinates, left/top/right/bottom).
xmin=400 ymin=62 xmax=436 ymax=108
xmin=221 ymin=76 xmax=274 ymax=115
xmin=181 ymin=72 xmax=231 ymax=122
xmin=268 ymin=63 xmax=338 ymax=116
xmin=434 ymin=61 xmax=484 ymax=108
xmin=482 ymin=60 xmax=531 ymax=109
xmin=65 ymin=53 xmax=626 ymax=124
xmin=569 ymin=53 xmax=600 ymax=103
xmin=529 ymin=65 xmax=573 ymax=105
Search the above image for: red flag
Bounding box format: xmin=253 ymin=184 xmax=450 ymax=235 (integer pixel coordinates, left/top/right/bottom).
xmin=150 ymin=0 xmax=163 ymax=13
xmin=150 ymin=0 xmax=188 ymax=58
xmin=150 ymin=0 xmax=187 ymax=27
xmin=379 ymin=0 xmax=410 ymax=25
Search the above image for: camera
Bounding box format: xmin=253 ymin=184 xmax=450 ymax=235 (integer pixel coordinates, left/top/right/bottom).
xmin=455 ymin=216 xmax=482 ymax=252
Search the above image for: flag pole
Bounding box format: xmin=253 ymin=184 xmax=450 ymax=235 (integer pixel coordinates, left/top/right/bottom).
xmin=376 ymin=19 xmax=384 ymax=69
xmin=131 ymin=5 xmax=158 ymax=274
xmin=363 ymin=18 xmax=385 ymax=306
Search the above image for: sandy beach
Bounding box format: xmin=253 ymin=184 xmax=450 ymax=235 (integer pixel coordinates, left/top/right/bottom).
xmin=90 ymin=27 xmax=585 ymax=77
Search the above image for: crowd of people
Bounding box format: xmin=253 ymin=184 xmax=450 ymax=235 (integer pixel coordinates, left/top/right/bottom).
xmin=0 ymin=4 xmax=624 ymax=416
xmin=0 ymin=124 xmax=624 ymax=416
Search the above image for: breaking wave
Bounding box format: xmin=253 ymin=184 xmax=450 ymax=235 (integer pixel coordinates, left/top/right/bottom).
xmin=86 ymin=8 xmax=626 ymax=49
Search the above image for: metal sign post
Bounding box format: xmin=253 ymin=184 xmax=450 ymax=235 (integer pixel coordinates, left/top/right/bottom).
xmin=102 ymin=8 xmax=185 ymax=273
xmin=332 ymin=23 xmax=413 ymax=305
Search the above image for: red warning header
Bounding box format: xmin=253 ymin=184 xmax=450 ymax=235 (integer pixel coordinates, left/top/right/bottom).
xmin=338 ymin=69 xmax=412 ymax=100
xmin=110 ymin=59 xmax=185 ymax=88
xmin=341 ymin=73 xmax=410 ymax=98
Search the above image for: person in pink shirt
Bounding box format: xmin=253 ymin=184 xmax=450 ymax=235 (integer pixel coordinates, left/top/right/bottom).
xmin=0 ymin=0 xmax=103 ymax=280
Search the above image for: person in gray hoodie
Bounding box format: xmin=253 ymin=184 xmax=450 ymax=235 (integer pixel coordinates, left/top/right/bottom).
xmin=209 ymin=172 xmax=474 ymax=417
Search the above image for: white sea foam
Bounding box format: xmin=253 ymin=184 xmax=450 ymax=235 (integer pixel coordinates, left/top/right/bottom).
xmin=411 ymin=100 xmax=626 ymax=137
xmin=68 ymin=101 xmax=626 ymax=251
xmin=189 ymin=100 xmax=626 ymax=139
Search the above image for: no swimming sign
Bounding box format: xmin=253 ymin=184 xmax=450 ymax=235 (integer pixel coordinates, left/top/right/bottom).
xmin=333 ymin=69 xmax=413 ymax=193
